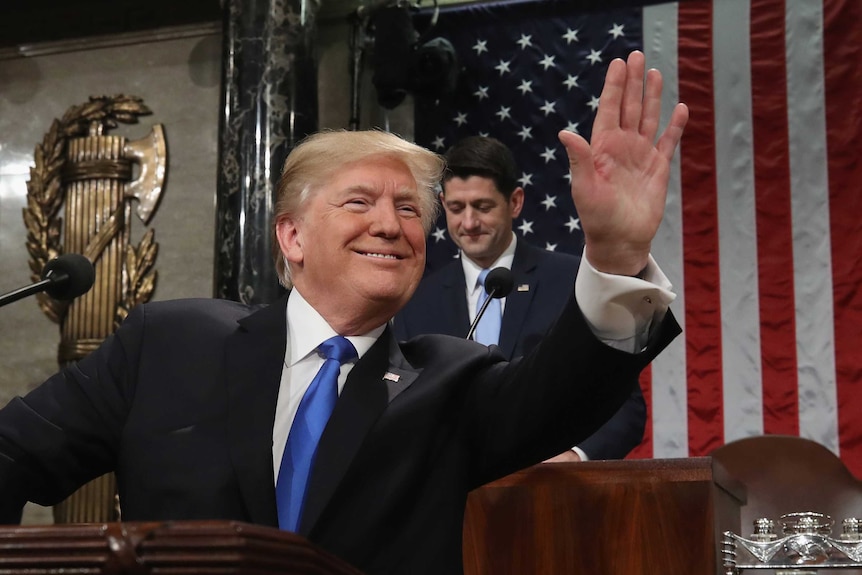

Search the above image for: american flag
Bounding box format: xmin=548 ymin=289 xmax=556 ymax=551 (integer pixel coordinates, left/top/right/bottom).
xmin=412 ymin=0 xmax=862 ymax=476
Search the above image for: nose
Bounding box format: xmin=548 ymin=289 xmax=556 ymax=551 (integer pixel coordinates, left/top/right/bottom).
xmin=462 ymin=207 xmax=481 ymax=231
xmin=369 ymin=202 xmax=402 ymax=239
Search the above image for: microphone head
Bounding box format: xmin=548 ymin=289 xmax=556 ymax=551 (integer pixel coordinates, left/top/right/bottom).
xmin=41 ymin=254 xmax=96 ymax=300
xmin=484 ymin=267 xmax=514 ymax=299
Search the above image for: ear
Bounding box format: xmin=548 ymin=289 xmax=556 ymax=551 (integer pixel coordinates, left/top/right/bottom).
xmin=509 ymin=187 xmax=525 ymax=218
xmin=276 ymin=214 xmax=304 ymax=267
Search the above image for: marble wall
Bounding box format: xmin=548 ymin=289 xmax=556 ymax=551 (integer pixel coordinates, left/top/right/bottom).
xmin=0 ymin=27 xmax=223 ymax=523
xmin=0 ymin=15 xmax=413 ymax=524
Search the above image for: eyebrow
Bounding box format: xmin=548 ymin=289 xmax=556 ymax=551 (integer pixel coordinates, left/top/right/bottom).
xmin=340 ymin=185 xmax=420 ymax=203
xmin=445 ymin=198 xmax=496 ymax=207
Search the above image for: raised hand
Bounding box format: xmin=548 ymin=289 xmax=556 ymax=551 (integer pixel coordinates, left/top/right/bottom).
xmin=558 ymin=51 xmax=688 ymax=276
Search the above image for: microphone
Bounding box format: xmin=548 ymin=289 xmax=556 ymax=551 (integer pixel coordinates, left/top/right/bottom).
xmin=0 ymin=254 xmax=96 ymax=309
xmin=465 ymin=267 xmax=514 ymax=341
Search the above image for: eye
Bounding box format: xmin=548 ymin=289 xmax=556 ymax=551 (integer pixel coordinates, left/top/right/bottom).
xmin=344 ymin=198 xmax=370 ymax=211
xmin=445 ymin=204 xmax=463 ymax=214
xmin=397 ymin=204 xmax=420 ymax=216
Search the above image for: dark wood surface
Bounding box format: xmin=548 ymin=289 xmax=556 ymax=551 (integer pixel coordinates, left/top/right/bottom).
xmin=463 ymin=457 xmax=744 ymax=575
xmin=14 ymin=445 xmax=855 ymax=575
xmin=0 ymin=520 xmax=365 ymax=575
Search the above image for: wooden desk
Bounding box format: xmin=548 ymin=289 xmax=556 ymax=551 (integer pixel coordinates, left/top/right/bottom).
xmin=464 ymin=457 xmax=744 ymax=575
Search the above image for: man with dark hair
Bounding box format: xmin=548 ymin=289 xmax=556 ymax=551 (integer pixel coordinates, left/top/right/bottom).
xmin=393 ymin=135 xmax=646 ymax=461
xmin=0 ymin=52 xmax=687 ymax=575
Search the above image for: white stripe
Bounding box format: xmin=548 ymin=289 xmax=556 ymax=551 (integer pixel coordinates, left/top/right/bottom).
xmin=713 ymin=0 xmax=764 ymax=442
xmin=785 ymin=1 xmax=838 ymax=452
xmin=643 ymin=1 xmax=688 ymax=458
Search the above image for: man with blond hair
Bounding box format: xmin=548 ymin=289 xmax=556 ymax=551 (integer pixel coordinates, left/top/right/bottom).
xmin=0 ymin=52 xmax=687 ymax=575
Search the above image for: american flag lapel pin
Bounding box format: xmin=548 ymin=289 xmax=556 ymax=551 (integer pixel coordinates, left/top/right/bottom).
xmin=517 ymin=284 xmax=530 ymax=292
xmin=383 ymin=372 xmax=400 ymax=383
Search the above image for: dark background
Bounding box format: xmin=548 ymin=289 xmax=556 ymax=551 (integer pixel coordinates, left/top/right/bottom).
xmin=0 ymin=0 xmax=222 ymax=48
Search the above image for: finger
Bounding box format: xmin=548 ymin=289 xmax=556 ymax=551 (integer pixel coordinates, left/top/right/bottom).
xmin=620 ymin=51 xmax=646 ymax=130
xmin=592 ymin=58 xmax=627 ymax=134
xmin=656 ymin=103 xmax=689 ymax=161
xmin=639 ymin=68 xmax=663 ymax=142
xmin=558 ymin=129 xmax=595 ymax=194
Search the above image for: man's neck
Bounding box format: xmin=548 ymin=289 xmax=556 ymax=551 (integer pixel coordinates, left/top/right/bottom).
xmin=462 ymin=232 xmax=518 ymax=270
xmin=290 ymin=285 xmax=392 ymax=337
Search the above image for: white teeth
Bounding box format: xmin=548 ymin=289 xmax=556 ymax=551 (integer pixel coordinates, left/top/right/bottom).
xmin=364 ymin=252 xmax=397 ymax=259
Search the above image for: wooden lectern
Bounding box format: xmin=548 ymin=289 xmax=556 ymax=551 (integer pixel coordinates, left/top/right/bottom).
xmin=0 ymin=520 xmax=364 ymax=575
xmin=463 ymin=457 xmax=745 ymax=575
xmin=0 ymin=458 xmax=743 ymax=575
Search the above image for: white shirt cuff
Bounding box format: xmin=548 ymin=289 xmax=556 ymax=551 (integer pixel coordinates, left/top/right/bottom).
xmin=574 ymin=251 xmax=676 ymax=353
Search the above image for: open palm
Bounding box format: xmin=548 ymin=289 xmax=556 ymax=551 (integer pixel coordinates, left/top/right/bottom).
xmin=559 ymin=51 xmax=688 ymax=276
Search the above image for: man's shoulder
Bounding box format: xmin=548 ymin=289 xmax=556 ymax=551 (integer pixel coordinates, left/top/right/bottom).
xmin=129 ymin=298 xmax=261 ymax=330
xmin=424 ymin=256 xmax=463 ymax=281
xmin=517 ymin=241 xmax=581 ymax=271
xmin=140 ymin=297 xmax=255 ymax=314
xmin=398 ymin=331 xmax=502 ymax=365
xmin=394 ymin=259 xmax=462 ymax=339
xmin=412 ymin=259 xmax=462 ymax=297
xmin=515 ymin=242 xmax=581 ymax=265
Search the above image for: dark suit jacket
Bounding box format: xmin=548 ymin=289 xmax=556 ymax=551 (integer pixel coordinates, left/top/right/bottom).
xmin=0 ymin=293 xmax=679 ymax=575
xmin=392 ymin=240 xmax=647 ymax=459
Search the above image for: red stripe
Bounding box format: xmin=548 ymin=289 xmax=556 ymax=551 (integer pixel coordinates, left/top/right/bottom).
xmin=678 ymin=2 xmax=725 ymax=456
xmin=824 ymin=0 xmax=862 ymax=478
xmin=750 ymin=0 xmax=799 ymax=435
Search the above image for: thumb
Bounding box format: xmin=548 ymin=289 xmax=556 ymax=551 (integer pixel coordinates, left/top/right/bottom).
xmin=558 ymin=129 xmax=594 ymax=185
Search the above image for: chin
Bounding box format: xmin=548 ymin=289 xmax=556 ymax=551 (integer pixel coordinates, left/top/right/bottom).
xmin=463 ymin=249 xmax=489 ymax=262
xmin=360 ymin=282 xmax=408 ymax=304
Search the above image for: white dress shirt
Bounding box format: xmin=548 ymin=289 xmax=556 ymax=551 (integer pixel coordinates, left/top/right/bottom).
xmin=575 ymin=252 xmax=675 ymax=353
xmin=462 ymin=232 xmax=517 ymax=324
xmin=271 ymin=290 xmax=384 ymax=479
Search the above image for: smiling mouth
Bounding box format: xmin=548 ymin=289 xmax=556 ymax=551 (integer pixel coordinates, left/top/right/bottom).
xmin=359 ymin=251 xmax=402 ymax=260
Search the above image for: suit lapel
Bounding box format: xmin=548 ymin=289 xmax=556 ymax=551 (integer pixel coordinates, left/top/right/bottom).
xmin=300 ymin=327 xmax=420 ymax=535
xmin=441 ymin=259 xmax=471 ymax=336
xmin=499 ymin=242 xmax=539 ymax=359
xmin=225 ymin=296 xmax=289 ymax=528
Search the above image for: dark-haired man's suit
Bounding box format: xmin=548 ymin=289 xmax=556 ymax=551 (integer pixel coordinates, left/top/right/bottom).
xmin=392 ymin=240 xmax=647 ymax=459
xmin=0 ymin=289 xmax=678 ymax=575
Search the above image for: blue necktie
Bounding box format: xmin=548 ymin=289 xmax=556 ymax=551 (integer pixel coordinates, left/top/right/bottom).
xmin=475 ymin=269 xmax=502 ymax=346
xmin=276 ymin=335 xmax=357 ymax=532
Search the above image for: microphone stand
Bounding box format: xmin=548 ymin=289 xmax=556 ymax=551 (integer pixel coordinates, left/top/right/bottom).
xmin=0 ymin=272 xmax=68 ymax=309
xmin=465 ymin=287 xmax=499 ymax=341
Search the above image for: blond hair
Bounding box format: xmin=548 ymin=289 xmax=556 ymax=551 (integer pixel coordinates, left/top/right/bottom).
xmin=273 ymin=130 xmax=444 ymax=288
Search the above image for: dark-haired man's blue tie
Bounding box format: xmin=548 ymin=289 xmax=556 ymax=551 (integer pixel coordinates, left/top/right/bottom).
xmin=475 ymin=269 xmax=502 ymax=346
xmin=276 ymin=335 xmax=357 ymax=532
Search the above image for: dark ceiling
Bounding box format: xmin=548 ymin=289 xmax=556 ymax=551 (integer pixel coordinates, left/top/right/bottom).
xmin=0 ymin=0 xmax=696 ymax=50
xmin=0 ymin=0 xmax=222 ymax=49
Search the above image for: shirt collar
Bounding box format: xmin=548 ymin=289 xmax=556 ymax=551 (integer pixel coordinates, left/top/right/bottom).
xmin=461 ymin=232 xmax=518 ymax=290
xmin=286 ymin=289 xmax=385 ymax=367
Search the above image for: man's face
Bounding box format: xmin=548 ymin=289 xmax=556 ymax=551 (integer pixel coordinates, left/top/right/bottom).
xmin=276 ymin=155 xmax=427 ymax=332
xmin=441 ymin=176 xmax=524 ymax=268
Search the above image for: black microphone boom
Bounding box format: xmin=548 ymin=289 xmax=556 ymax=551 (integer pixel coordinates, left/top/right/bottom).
xmin=465 ymin=267 xmax=514 ymax=341
xmin=0 ymin=254 xmax=95 ymax=309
